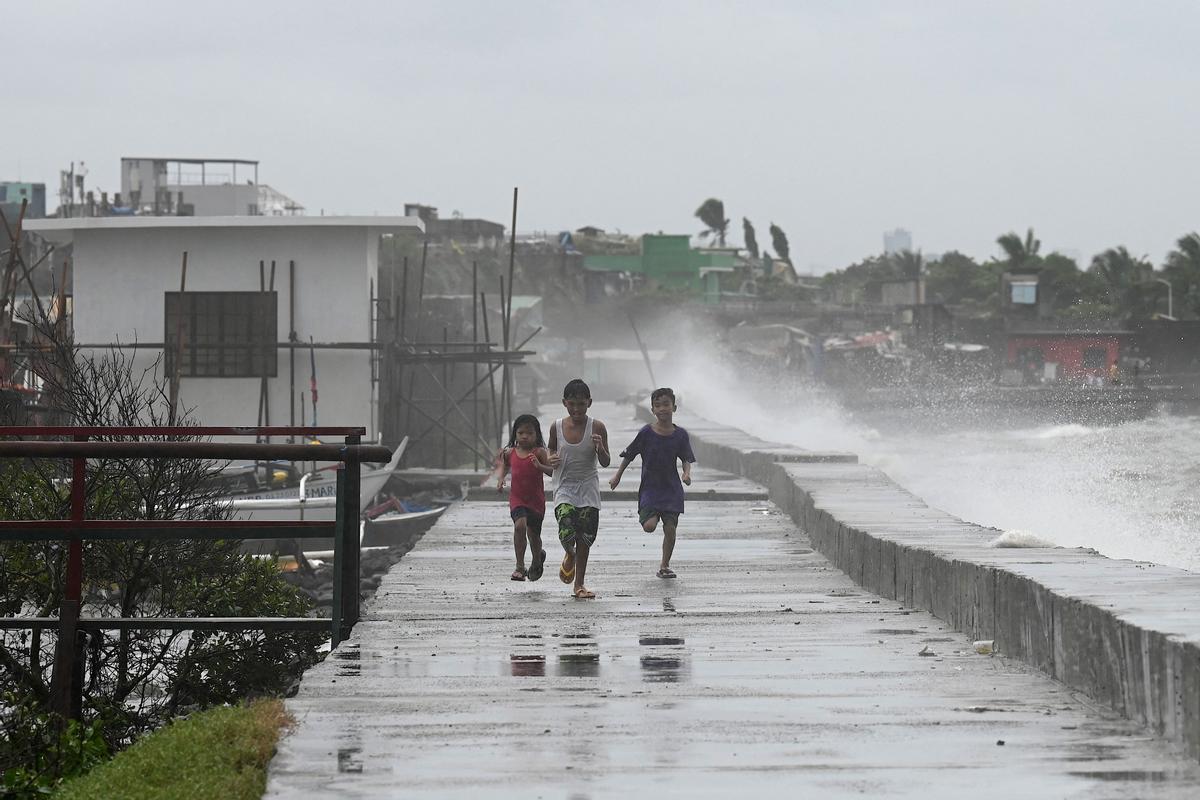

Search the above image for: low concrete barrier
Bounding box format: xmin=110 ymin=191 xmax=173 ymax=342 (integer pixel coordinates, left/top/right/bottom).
xmin=647 ymin=406 xmax=1200 ymax=760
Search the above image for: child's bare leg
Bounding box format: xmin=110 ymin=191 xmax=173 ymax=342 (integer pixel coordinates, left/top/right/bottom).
xmin=513 ymin=516 xmax=528 ymax=571
xmin=528 ymin=522 xmax=544 ymax=570
xmin=573 ymin=537 xmax=591 ymax=593
xmin=661 ymin=518 xmax=677 ymax=571
xmin=642 ymin=513 xmax=659 ymax=533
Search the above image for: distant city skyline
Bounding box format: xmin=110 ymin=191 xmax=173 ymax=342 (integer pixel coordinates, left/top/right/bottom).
xmin=7 ymin=2 xmax=1200 ymax=274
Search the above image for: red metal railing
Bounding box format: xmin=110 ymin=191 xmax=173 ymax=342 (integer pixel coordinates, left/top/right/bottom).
xmin=0 ymin=425 xmax=390 ymax=720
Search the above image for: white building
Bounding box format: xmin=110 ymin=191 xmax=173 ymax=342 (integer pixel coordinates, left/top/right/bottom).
xmin=120 ymin=157 xmax=304 ymax=216
xmin=26 ymin=216 xmax=423 ymax=440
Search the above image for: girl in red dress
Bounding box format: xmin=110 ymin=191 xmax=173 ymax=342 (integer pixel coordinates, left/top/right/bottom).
xmin=496 ymin=414 xmax=554 ymax=581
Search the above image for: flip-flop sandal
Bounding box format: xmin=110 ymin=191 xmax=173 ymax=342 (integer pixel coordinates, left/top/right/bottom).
xmin=511 ymin=568 xmax=527 ymax=581
xmin=573 ymin=586 xmax=596 ymax=599
xmin=527 ymin=549 xmax=547 ymax=582
xmin=656 ymin=568 xmax=677 ymax=579
xmin=559 ymin=554 xmax=574 ymax=584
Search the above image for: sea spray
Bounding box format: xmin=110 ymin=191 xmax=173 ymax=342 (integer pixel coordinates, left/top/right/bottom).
xmin=988 ymin=529 xmax=1058 ymax=548
xmin=663 ymin=334 xmax=1200 ymax=573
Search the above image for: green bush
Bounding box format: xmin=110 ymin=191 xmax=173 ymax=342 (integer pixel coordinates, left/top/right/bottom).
xmin=0 ymin=693 xmax=109 ymax=798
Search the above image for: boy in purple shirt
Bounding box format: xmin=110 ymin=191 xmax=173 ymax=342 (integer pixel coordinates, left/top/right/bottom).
xmin=609 ymin=387 xmax=695 ymax=578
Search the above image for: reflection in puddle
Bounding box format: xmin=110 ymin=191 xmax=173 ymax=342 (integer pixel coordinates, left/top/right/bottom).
xmin=557 ymin=652 xmax=600 ymax=678
xmin=638 ymin=635 xmax=689 ymax=683
xmin=337 ymin=747 xmax=363 ymax=773
xmin=1069 ymin=771 xmax=1169 ymax=782
xmin=556 ymin=630 xmax=599 ymax=677
xmin=334 ymin=647 xmax=362 ymax=676
xmin=510 ymin=654 xmax=546 ymax=677
xmin=640 ymin=655 xmax=686 ymax=682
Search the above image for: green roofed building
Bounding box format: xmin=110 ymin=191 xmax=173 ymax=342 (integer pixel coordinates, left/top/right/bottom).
xmin=584 ymin=234 xmax=736 ymax=302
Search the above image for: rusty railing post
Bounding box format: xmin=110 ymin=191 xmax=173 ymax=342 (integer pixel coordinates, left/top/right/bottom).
xmin=339 ymin=435 xmax=361 ymax=641
xmin=331 ymin=467 xmax=346 ymax=647
xmin=49 ymin=435 xmax=86 ymax=721
xmin=70 ymin=630 xmax=86 ymax=720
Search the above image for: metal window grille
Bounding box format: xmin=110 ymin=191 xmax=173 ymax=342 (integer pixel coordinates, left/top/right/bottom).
xmin=164 ymin=291 xmax=277 ymax=377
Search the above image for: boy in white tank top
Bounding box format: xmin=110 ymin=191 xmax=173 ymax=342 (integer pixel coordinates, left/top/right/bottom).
xmin=547 ymin=378 xmax=610 ymax=599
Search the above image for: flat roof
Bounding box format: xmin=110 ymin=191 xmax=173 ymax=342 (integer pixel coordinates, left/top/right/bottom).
xmin=25 ymin=215 xmax=425 ymax=244
xmin=122 ymin=157 xmax=259 ymax=165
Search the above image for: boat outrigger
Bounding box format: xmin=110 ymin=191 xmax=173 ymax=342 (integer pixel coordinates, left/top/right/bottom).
xmin=221 ymin=437 xmax=449 ymax=550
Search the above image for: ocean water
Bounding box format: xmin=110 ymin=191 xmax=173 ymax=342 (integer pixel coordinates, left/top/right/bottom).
xmin=668 ymin=354 xmax=1200 ymax=573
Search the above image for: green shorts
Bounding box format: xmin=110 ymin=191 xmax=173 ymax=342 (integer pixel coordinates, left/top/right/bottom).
xmin=555 ymin=503 xmax=599 ymax=550
xmin=639 ymin=508 xmax=680 ymax=528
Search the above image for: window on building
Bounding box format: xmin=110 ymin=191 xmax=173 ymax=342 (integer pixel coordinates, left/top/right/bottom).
xmin=1010 ymin=281 xmax=1037 ymax=305
xmin=1082 ymin=347 xmax=1107 ymax=371
xmin=1016 ymin=346 xmax=1045 ymax=368
xmin=164 ymin=291 xmax=277 ymax=378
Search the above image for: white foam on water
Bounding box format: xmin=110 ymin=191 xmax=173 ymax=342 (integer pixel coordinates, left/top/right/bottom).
xmin=1021 ymin=423 xmax=1102 ymax=440
xmin=988 ymin=530 xmax=1058 ymax=548
xmin=663 ymin=341 xmax=1200 ymax=574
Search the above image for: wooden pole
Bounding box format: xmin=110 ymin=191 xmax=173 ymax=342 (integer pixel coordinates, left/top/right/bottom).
xmin=441 ymin=327 xmax=448 ymax=469
xmin=504 ymin=188 xmax=518 ymax=439
xmin=403 ymin=242 xmax=429 ymax=437
xmin=257 ymin=261 xmax=266 ymax=433
xmin=480 ymin=292 xmax=500 ymax=451
xmin=498 ymin=276 xmax=509 ymax=446
xmin=168 ymin=252 xmax=188 ymax=424
xmin=264 ymin=261 xmax=276 ymax=441
xmin=288 ymin=260 xmax=296 ymax=440
xmin=471 ymin=261 xmax=479 ymax=470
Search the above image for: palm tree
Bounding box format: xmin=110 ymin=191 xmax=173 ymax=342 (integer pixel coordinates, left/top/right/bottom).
xmin=695 ymin=199 xmax=729 ymax=246
xmin=1090 ymin=246 xmax=1153 ymax=318
xmin=996 ymin=228 xmax=1041 ymax=269
xmin=742 ymin=217 xmax=759 ymax=259
xmin=769 ymin=223 xmax=790 ymax=263
xmin=891 ymin=249 xmax=924 ymax=281
xmin=1165 ymin=232 xmax=1200 ymax=317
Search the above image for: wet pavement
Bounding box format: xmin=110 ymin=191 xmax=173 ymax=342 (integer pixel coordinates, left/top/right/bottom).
xmin=266 ymin=407 xmax=1200 ymax=798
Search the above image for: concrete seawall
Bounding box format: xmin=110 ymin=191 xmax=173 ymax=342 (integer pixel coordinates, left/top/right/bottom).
xmin=646 ymin=406 xmax=1200 ymax=759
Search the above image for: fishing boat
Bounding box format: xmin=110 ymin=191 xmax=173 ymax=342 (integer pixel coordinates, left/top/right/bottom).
xmin=223 ymin=437 xmax=451 ymax=551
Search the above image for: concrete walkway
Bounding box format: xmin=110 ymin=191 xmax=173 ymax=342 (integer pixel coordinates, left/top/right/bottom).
xmin=267 ymin=407 xmax=1200 ymax=798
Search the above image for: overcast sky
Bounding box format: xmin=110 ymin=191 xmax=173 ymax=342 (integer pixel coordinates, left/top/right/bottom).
xmin=8 ymin=1 xmax=1200 ymax=273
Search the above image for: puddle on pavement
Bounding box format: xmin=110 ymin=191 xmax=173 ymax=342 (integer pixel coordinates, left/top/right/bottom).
xmin=509 ymin=654 xmax=546 ymax=677
xmin=638 ymin=636 xmax=689 ymax=683
xmin=337 ymin=747 xmax=363 ymax=773
xmin=640 ymin=655 xmax=687 ymax=682
xmin=554 ymin=630 xmax=601 ymax=677
xmin=334 ymin=647 xmax=362 ymax=676
xmin=1069 ymin=771 xmax=1169 ymax=782
xmin=557 ymin=652 xmax=601 ymax=678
